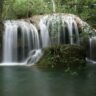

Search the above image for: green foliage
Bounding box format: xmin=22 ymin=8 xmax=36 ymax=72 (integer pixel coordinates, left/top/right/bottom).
xmin=37 ymin=45 xmax=86 ymax=69
xmin=1 ymin=0 xmax=96 ymax=29
xmin=80 ymin=24 xmax=96 ymax=49
xmin=80 ymin=25 xmax=96 ymax=38
xmin=0 ymin=0 xmax=4 ymax=20
xmin=2 ymin=0 xmax=54 ymax=19
xmin=1 ymin=0 xmax=96 ymax=22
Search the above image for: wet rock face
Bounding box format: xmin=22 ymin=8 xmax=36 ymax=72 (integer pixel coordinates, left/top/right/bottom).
xmin=13 ymin=13 xmax=95 ymax=34
xmin=27 ymin=13 xmax=89 ymax=32
xmin=25 ymin=15 xmax=43 ymax=31
xmin=25 ymin=13 xmax=96 ymax=50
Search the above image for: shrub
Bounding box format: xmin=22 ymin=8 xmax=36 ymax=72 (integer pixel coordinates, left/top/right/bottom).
xmin=37 ymin=45 xmax=86 ymax=69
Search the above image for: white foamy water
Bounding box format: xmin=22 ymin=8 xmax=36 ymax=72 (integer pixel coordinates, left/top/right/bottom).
xmin=1 ymin=14 xmax=83 ymax=66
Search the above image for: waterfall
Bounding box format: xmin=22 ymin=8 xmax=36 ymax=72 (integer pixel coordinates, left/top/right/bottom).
xmin=0 ymin=14 xmax=81 ymax=65
xmin=2 ymin=20 xmax=41 ymax=65
xmin=39 ymin=15 xmax=96 ymax=64
xmin=86 ymin=37 xmax=96 ymax=64
xmin=39 ymin=14 xmax=80 ymax=47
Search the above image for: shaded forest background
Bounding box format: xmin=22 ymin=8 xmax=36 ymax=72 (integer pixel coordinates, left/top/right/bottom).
xmin=0 ymin=0 xmax=96 ymax=28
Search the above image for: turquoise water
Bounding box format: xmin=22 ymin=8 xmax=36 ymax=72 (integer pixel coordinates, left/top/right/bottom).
xmin=0 ymin=65 xmax=96 ymax=96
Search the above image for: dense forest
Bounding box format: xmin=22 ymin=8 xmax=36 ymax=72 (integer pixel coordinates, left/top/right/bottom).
xmin=0 ymin=0 xmax=96 ymax=28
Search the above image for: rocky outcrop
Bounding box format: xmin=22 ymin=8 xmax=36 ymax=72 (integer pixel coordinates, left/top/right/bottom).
xmin=25 ymin=13 xmax=90 ymax=31
xmin=37 ymin=45 xmax=86 ymax=69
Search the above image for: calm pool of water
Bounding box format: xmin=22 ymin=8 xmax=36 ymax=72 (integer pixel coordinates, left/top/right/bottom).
xmin=0 ymin=64 xmax=96 ymax=96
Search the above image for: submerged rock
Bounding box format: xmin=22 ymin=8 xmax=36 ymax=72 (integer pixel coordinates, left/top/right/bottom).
xmin=37 ymin=45 xmax=86 ymax=69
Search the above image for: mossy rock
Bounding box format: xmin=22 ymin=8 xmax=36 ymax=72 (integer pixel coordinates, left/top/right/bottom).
xmin=37 ymin=45 xmax=86 ymax=69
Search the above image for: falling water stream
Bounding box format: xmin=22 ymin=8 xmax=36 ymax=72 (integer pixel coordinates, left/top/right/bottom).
xmin=39 ymin=14 xmax=80 ymax=47
xmin=86 ymin=37 xmax=96 ymax=64
xmin=2 ymin=20 xmax=41 ymax=65
xmin=0 ymin=14 xmax=81 ymax=65
xmin=0 ymin=14 xmax=95 ymax=65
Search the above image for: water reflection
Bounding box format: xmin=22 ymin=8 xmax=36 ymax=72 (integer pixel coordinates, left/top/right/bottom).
xmin=0 ymin=65 xmax=96 ymax=96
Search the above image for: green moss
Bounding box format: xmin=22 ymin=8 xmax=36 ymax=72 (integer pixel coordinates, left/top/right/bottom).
xmin=37 ymin=45 xmax=86 ymax=69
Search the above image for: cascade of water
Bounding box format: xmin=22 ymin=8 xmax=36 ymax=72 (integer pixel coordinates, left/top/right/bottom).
xmin=1 ymin=14 xmax=82 ymax=65
xmin=3 ymin=21 xmax=18 ymax=62
xmin=87 ymin=37 xmax=96 ymax=63
xmin=25 ymin=49 xmax=43 ymax=65
xmin=3 ymin=20 xmax=40 ymax=64
xmin=39 ymin=18 xmax=50 ymax=48
xmin=39 ymin=14 xmax=80 ymax=47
